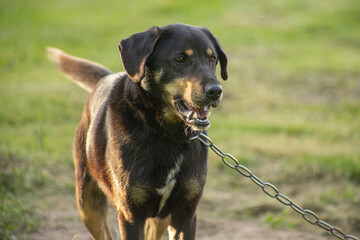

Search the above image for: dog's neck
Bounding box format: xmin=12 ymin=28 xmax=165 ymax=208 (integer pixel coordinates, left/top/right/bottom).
xmin=123 ymin=78 xmax=194 ymax=143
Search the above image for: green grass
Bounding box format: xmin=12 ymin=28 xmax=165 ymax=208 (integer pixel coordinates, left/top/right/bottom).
xmin=1 ymin=0 xmax=359 ymax=238
xmin=0 ymin=150 xmax=40 ymax=239
xmin=264 ymin=209 xmax=297 ymax=230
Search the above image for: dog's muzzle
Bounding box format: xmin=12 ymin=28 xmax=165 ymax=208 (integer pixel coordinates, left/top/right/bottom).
xmin=175 ymin=100 xmax=210 ymax=129
xmin=174 ymin=83 xmax=222 ymax=131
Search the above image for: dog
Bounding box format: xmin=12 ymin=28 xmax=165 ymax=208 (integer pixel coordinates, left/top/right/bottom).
xmin=47 ymin=23 xmax=228 ymax=240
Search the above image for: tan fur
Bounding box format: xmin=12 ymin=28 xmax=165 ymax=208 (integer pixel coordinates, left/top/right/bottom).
xmin=46 ymin=47 xmax=112 ymax=92
xmin=162 ymin=78 xmax=204 ymax=124
xmin=144 ymin=215 xmax=171 ymax=240
xmin=184 ymin=81 xmax=194 ymax=105
xmin=185 ymin=49 xmax=194 ymax=56
xmin=128 ymin=183 xmax=151 ymax=205
xmin=206 ymin=48 xmax=213 ymax=56
xmin=164 ymin=78 xmax=202 ymax=105
xmin=162 ymin=79 xmax=188 ymax=123
xmin=153 ymin=69 xmax=164 ymax=83
xmin=184 ymin=179 xmax=203 ymax=201
xmin=77 ymin=177 xmax=113 ymax=240
xmin=164 ymin=78 xmax=188 ymax=97
xmin=168 ymin=226 xmax=186 ymax=240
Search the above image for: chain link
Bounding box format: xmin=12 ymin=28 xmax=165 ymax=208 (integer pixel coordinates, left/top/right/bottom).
xmin=193 ymin=132 xmax=359 ymax=240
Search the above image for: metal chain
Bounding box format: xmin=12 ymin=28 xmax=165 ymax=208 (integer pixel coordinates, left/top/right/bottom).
xmin=192 ymin=132 xmax=359 ymax=240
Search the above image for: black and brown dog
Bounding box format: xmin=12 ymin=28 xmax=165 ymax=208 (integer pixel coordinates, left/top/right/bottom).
xmin=47 ymin=23 xmax=228 ymax=240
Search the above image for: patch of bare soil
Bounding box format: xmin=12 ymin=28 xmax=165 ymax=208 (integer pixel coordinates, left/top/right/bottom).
xmin=196 ymin=218 xmax=328 ymax=240
xmin=29 ymin=188 xmax=330 ymax=240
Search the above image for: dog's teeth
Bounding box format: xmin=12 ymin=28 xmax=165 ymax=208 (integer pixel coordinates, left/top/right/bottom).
xmin=186 ymin=111 xmax=192 ymax=118
xmin=189 ymin=111 xmax=195 ymax=119
xmin=194 ymin=112 xmax=203 ymax=120
xmin=197 ymin=118 xmax=208 ymax=123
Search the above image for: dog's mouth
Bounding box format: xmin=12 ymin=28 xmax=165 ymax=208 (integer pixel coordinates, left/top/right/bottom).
xmin=174 ymin=100 xmax=211 ymax=131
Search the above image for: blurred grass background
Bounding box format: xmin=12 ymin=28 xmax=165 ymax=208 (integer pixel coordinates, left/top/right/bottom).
xmin=0 ymin=0 xmax=359 ymax=239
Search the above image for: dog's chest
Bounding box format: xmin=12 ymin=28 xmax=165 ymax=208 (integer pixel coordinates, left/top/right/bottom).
xmin=155 ymin=154 xmax=184 ymax=214
xmin=123 ymin=151 xmax=200 ymax=216
xmin=109 ymin=138 xmax=206 ymax=216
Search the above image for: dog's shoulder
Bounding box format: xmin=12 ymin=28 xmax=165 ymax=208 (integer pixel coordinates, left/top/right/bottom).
xmin=87 ymin=72 xmax=127 ymax=119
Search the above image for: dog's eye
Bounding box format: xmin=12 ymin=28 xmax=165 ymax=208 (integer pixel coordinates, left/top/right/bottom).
xmin=210 ymin=56 xmax=216 ymax=63
xmin=175 ymin=57 xmax=185 ymax=63
xmin=175 ymin=56 xmax=185 ymax=63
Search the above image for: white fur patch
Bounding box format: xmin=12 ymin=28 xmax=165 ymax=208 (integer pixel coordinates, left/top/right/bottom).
xmin=156 ymin=154 xmax=184 ymax=214
xmin=85 ymin=73 xmax=126 ymax=155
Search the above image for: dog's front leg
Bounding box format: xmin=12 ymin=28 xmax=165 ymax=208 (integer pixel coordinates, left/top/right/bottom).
xmin=167 ymin=214 xmax=197 ymax=240
xmin=118 ymin=212 xmax=145 ymax=240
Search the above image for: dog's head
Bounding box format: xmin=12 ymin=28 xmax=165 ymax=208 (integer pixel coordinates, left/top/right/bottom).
xmin=119 ymin=24 xmax=228 ymax=132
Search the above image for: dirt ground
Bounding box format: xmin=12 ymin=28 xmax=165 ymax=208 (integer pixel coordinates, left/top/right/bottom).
xmin=29 ymin=189 xmax=330 ymax=240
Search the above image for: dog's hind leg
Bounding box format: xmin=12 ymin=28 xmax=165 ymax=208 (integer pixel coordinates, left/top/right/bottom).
xmin=77 ymin=175 xmax=113 ymax=240
xmin=73 ymin=121 xmax=113 ymax=240
xmin=144 ymin=215 xmax=171 ymax=240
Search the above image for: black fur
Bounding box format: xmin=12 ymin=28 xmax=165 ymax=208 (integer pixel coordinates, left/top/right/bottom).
xmin=51 ymin=23 xmax=228 ymax=240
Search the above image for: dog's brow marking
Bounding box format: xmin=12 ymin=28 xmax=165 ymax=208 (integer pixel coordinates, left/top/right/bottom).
xmin=156 ymin=154 xmax=184 ymax=214
xmin=206 ymin=48 xmax=213 ymax=56
xmin=185 ymin=49 xmax=193 ymax=56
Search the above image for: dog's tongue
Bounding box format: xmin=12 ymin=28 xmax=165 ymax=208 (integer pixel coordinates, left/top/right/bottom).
xmin=194 ymin=107 xmax=208 ymax=119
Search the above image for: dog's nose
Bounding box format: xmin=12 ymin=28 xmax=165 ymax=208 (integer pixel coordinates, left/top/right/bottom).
xmin=205 ymin=84 xmax=222 ymax=101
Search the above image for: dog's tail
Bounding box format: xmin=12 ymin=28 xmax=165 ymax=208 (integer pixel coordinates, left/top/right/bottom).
xmin=46 ymin=47 xmax=112 ymax=92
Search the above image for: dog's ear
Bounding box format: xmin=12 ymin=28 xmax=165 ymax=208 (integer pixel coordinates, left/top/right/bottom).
xmin=118 ymin=26 xmax=161 ymax=82
xmin=201 ymin=28 xmax=228 ymax=80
